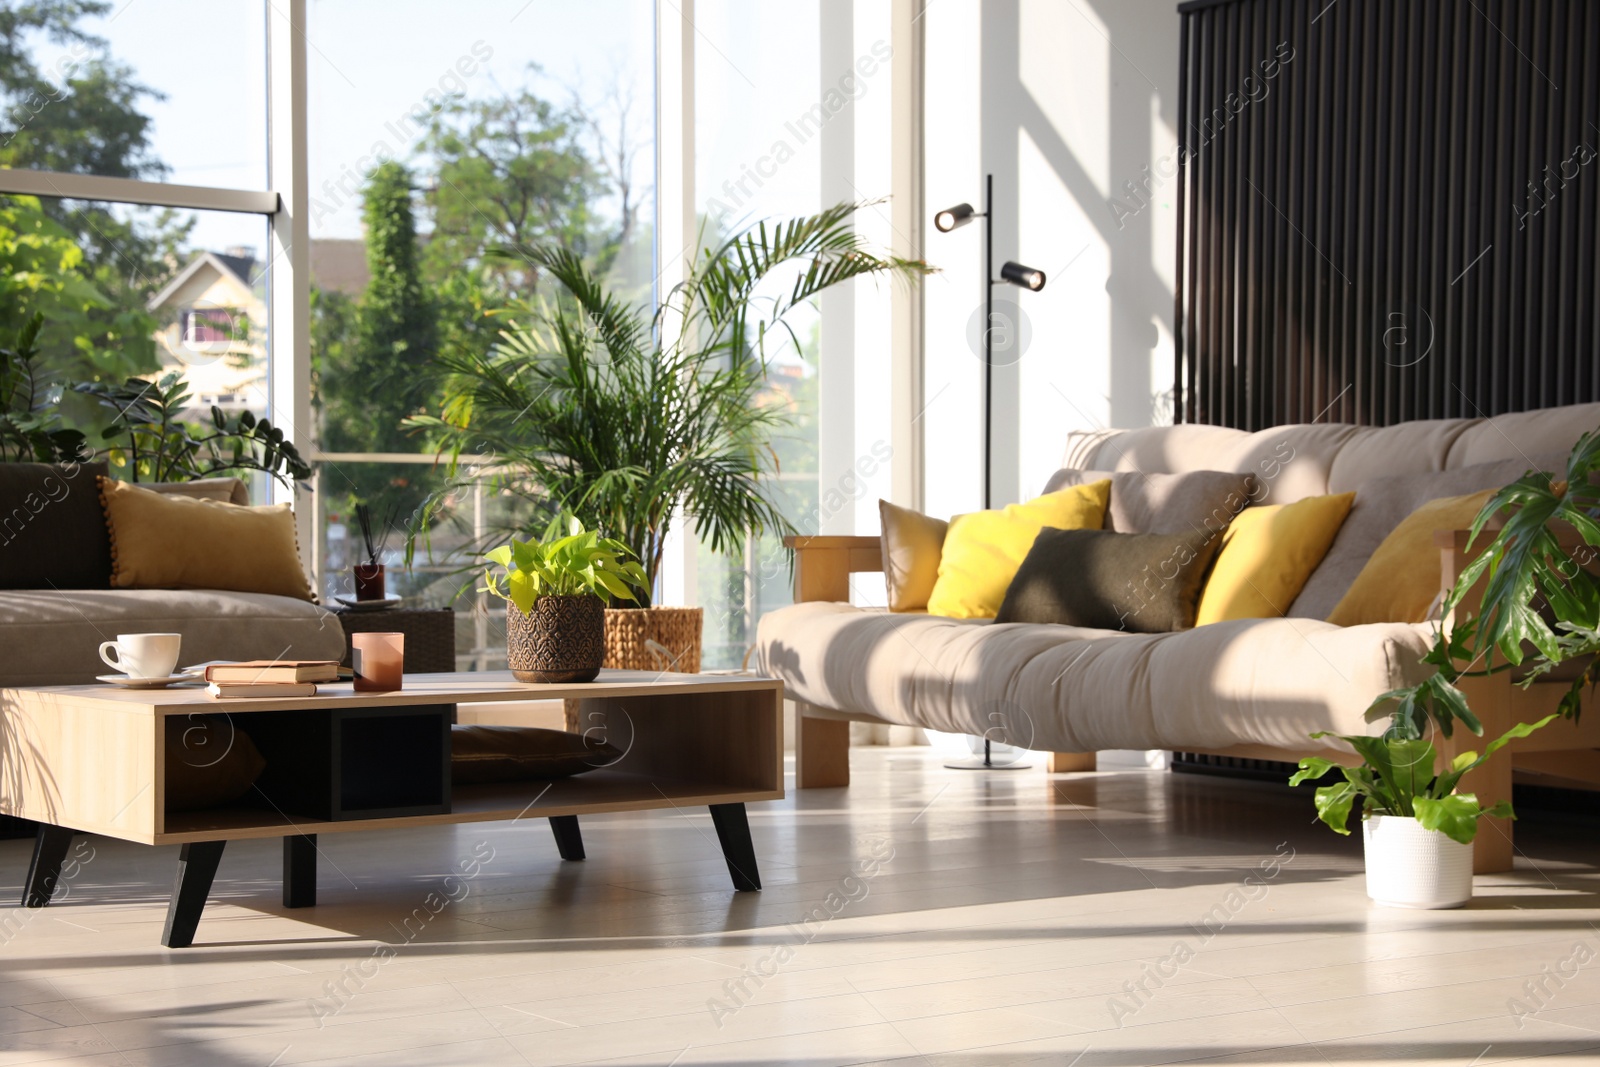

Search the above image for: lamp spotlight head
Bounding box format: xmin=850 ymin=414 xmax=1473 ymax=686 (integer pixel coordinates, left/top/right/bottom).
xmin=1000 ymin=261 xmax=1047 ymax=291
xmin=934 ymin=203 xmax=976 ymax=232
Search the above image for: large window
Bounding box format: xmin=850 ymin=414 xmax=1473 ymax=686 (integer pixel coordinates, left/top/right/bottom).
xmin=4 ymin=0 xmax=267 ymax=192
xmin=0 ymin=1 xmax=275 ymax=488
xmin=692 ymin=0 xmax=896 ymax=668
xmin=2 ymin=1 xmax=918 ymax=676
xmin=303 ymin=0 xmax=656 ymax=668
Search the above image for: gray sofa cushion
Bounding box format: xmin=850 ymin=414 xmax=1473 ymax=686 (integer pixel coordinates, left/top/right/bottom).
xmin=0 ymin=589 xmax=346 ymax=687
xmin=1288 ymin=451 xmax=1571 ymax=619
xmin=1043 ymin=468 xmax=1256 ymax=537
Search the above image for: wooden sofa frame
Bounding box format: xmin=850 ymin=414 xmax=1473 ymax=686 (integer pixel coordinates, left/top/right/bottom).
xmin=784 ymin=534 xmax=1600 ymax=874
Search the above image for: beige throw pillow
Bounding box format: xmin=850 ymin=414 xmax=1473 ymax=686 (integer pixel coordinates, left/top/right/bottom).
xmin=878 ymin=499 xmax=948 ymax=612
xmin=99 ymin=478 xmax=315 ymax=601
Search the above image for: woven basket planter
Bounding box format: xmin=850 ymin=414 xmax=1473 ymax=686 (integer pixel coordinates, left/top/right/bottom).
xmin=506 ymin=596 xmax=606 ymax=683
xmin=603 ymin=605 xmax=703 ymax=674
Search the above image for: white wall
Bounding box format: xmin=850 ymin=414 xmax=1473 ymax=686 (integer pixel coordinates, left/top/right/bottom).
xmin=923 ymin=0 xmax=1182 ymax=516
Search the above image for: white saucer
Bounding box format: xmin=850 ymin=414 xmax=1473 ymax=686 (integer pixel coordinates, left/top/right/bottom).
xmin=334 ymin=595 xmax=403 ymax=612
xmin=96 ymin=673 xmax=203 ymax=689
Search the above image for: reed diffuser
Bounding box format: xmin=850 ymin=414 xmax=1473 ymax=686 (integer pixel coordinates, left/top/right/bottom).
xmin=353 ymin=503 xmax=399 ymax=601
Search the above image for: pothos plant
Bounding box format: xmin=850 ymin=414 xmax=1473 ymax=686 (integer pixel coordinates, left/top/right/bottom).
xmin=1293 ymin=427 xmax=1600 ymax=840
xmin=482 ymin=515 xmax=651 ymax=617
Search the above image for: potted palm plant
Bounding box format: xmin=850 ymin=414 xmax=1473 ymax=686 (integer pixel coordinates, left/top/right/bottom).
xmin=482 ymin=515 xmax=650 ymax=683
xmin=409 ymin=201 xmax=931 ymax=672
xmin=1292 ymin=428 xmax=1600 ymax=906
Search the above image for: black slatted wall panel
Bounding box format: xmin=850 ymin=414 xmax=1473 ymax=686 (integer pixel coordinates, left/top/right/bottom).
xmin=1175 ymin=0 xmax=1600 ymax=429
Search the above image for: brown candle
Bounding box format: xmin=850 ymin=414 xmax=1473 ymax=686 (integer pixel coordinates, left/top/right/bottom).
xmin=352 ymin=632 xmax=405 ymax=691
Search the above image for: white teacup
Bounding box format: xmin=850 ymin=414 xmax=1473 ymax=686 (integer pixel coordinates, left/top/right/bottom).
xmin=98 ymin=633 xmax=182 ymax=679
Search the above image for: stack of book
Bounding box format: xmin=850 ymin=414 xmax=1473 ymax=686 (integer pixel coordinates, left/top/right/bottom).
xmin=204 ymin=660 xmax=341 ymax=699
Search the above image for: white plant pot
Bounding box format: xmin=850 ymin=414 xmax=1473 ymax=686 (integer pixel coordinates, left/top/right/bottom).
xmin=1362 ymin=814 xmax=1473 ymax=909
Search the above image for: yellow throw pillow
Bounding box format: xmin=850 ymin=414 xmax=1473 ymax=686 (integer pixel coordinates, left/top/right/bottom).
xmin=879 ymin=499 xmax=948 ymax=612
xmin=1327 ymin=490 xmax=1495 ymax=626
xmin=99 ymin=478 xmax=315 ymax=601
xmin=1194 ymin=491 xmax=1355 ymax=625
xmin=926 ymin=481 xmax=1111 ymax=619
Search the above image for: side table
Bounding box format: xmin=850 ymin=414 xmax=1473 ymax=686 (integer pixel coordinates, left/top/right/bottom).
xmin=334 ymin=605 xmax=456 ymax=673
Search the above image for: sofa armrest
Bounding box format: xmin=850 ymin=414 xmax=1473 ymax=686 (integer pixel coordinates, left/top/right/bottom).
xmin=783 ymin=535 xmax=883 ymax=603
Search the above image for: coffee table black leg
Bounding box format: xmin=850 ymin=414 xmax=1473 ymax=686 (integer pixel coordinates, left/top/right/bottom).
xmin=161 ymin=841 xmax=226 ymax=949
xmin=22 ymin=824 xmax=74 ymax=908
xmin=549 ymin=815 xmax=585 ymax=860
xmin=708 ymin=803 xmax=761 ymax=891
xmin=283 ymin=834 xmax=317 ymax=908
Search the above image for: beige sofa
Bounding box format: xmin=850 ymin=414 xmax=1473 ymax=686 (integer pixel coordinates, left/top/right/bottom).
xmin=755 ymin=402 xmax=1600 ymax=872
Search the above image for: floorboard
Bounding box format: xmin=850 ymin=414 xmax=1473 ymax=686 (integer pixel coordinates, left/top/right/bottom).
xmin=0 ymin=749 xmax=1596 ymax=1066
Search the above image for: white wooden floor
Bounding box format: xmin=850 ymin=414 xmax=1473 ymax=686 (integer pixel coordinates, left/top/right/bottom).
xmin=2 ymin=749 xmax=1598 ymax=1066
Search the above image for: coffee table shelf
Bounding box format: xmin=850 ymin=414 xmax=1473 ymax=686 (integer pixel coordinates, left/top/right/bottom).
xmin=2 ymin=670 xmax=784 ymax=946
xmin=159 ymin=770 xmax=777 ymax=843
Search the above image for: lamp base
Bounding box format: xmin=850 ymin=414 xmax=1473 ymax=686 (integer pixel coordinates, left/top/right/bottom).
xmin=943 ymin=738 xmax=1031 ymax=771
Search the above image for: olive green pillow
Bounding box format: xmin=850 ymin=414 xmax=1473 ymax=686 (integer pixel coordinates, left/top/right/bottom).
xmin=995 ymin=527 xmax=1222 ymax=633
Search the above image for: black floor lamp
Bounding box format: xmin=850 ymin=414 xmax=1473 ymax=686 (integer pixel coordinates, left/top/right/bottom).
xmin=933 ymin=175 xmax=1048 ymax=772
xmin=933 ymin=173 xmax=1048 ymax=513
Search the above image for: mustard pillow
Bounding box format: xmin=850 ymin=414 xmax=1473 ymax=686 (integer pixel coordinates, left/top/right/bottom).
xmin=879 ymin=499 xmax=948 ymax=612
xmin=1327 ymin=490 xmax=1494 ymax=626
xmin=1194 ymin=491 xmax=1355 ymax=624
xmin=926 ymin=481 xmax=1111 ymax=619
xmin=99 ymin=478 xmax=315 ymax=601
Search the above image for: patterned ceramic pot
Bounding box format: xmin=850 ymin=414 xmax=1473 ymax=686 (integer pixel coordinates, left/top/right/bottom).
xmin=505 ymin=595 xmax=607 ymax=683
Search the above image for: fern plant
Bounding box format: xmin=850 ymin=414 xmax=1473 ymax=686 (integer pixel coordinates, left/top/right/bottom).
xmin=408 ymin=200 xmax=933 ymax=604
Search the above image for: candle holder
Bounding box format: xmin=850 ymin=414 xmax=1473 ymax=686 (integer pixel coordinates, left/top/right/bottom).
xmin=351 ymin=631 xmax=405 ymax=692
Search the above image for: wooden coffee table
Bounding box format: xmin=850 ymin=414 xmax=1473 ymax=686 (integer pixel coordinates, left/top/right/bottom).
xmin=0 ymin=670 xmax=783 ymax=947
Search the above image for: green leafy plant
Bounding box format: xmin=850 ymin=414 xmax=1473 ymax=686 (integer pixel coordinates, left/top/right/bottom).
xmin=408 ymin=200 xmax=934 ymax=604
xmin=1368 ymin=429 xmax=1600 ymax=740
xmin=1292 ymin=428 xmax=1600 ymax=840
xmin=73 ymin=371 xmax=310 ymax=487
xmin=1291 ymin=715 xmax=1556 ymax=844
xmin=0 ymin=311 xmax=89 ymax=463
xmin=483 ymin=515 xmax=650 ymax=616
